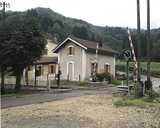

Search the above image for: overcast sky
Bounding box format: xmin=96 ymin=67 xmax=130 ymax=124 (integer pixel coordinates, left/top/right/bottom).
xmin=3 ymin=0 xmax=160 ymax=29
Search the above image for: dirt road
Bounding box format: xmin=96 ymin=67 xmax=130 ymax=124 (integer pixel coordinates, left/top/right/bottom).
xmin=2 ymin=87 xmax=160 ymax=128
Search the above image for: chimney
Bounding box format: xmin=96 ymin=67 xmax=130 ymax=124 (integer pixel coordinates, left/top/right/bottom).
xmin=54 ymin=36 xmax=58 ymax=44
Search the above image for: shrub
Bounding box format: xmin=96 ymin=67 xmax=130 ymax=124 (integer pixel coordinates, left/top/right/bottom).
xmin=116 ymin=65 xmax=125 ymax=72
xmin=111 ymin=80 xmax=122 ymax=86
xmin=96 ymin=73 xmax=112 ymax=83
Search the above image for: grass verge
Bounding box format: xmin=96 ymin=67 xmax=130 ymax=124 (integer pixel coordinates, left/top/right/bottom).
xmin=113 ymin=96 xmax=160 ymax=108
xmin=116 ymin=61 xmax=160 ymax=77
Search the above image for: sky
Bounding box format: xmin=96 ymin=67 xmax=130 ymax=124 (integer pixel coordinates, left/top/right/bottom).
xmin=2 ymin=0 xmax=160 ymax=29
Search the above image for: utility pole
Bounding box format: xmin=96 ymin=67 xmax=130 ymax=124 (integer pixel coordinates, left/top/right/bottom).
xmin=0 ymin=1 xmax=10 ymax=20
xmin=147 ymin=0 xmax=152 ymax=94
xmin=136 ymin=0 xmax=144 ymax=97
xmin=137 ymin=0 xmax=141 ymax=82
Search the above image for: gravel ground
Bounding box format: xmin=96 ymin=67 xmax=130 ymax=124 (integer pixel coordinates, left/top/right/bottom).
xmin=2 ymin=93 xmax=160 ymax=128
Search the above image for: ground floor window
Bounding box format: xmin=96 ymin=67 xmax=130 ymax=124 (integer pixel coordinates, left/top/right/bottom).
xmin=36 ymin=65 xmax=43 ymax=76
xmin=28 ymin=65 xmax=32 ymax=71
xmin=91 ymin=62 xmax=98 ymax=75
xmin=104 ymin=64 xmax=111 ymax=73
xmin=49 ymin=64 xmax=56 ymax=74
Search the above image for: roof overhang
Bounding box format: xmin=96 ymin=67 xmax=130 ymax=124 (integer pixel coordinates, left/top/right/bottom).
xmin=87 ymin=48 xmax=118 ymax=56
xmin=33 ymin=57 xmax=58 ymax=65
xmin=52 ymin=37 xmax=87 ymax=53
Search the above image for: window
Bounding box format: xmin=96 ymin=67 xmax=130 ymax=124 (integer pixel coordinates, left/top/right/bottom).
xmin=36 ymin=65 xmax=42 ymax=76
xmin=104 ymin=64 xmax=111 ymax=73
xmin=28 ymin=66 xmax=32 ymax=71
xmin=91 ymin=62 xmax=98 ymax=75
xmin=50 ymin=65 xmax=55 ymax=74
xmin=68 ymin=46 xmax=74 ymax=55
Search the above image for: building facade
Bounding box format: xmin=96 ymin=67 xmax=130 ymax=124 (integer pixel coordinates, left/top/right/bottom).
xmin=25 ymin=39 xmax=58 ymax=83
xmin=53 ymin=37 xmax=117 ymax=81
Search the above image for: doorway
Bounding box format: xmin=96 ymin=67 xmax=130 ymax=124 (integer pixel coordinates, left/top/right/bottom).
xmin=67 ymin=62 xmax=74 ymax=80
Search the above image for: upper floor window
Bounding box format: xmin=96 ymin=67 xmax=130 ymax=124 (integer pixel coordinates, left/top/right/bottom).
xmin=68 ymin=46 xmax=74 ymax=55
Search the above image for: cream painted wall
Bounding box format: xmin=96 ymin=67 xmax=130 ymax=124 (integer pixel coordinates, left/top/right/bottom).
xmin=58 ymin=41 xmax=115 ymax=81
xmin=85 ymin=53 xmax=115 ymax=79
xmin=43 ymin=39 xmax=58 ymax=57
xmin=27 ymin=39 xmax=58 ymax=81
xmin=59 ymin=41 xmax=83 ymax=81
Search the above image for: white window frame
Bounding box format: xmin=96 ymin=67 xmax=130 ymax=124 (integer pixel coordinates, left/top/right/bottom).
xmin=104 ymin=63 xmax=111 ymax=73
xmin=68 ymin=45 xmax=74 ymax=56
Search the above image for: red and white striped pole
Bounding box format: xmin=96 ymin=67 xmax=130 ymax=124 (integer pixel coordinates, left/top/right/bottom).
xmin=127 ymin=28 xmax=138 ymax=81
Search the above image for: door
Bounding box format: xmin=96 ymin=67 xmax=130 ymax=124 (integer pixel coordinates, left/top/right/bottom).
xmin=68 ymin=62 xmax=74 ymax=80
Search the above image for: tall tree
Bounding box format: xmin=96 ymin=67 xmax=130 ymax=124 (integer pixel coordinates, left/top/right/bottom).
xmin=0 ymin=14 xmax=47 ymax=92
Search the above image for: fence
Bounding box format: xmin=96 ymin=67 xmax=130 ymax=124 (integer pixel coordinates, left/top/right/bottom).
xmin=0 ymin=75 xmax=57 ymax=88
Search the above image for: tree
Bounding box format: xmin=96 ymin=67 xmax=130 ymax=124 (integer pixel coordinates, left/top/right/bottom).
xmin=0 ymin=14 xmax=47 ymax=92
xmin=0 ymin=18 xmax=11 ymax=94
xmin=72 ymin=26 xmax=89 ymax=39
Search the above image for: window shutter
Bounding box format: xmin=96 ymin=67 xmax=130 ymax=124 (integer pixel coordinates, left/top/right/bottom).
xmin=68 ymin=47 xmax=70 ymax=55
xmin=73 ymin=47 xmax=75 ymax=55
xmin=41 ymin=66 xmax=43 ymax=75
xmin=109 ymin=65 xmax=111 ymax=73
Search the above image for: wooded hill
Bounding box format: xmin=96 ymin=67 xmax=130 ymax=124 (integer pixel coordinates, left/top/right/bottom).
xmin=1 ymin=7 xmax=160 ymax=61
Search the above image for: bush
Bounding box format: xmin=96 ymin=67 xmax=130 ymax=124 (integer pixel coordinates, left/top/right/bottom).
xmin=113 ymin=98 xmax=146 ymax=108
xmin=111 ymin=80 xmax=122 ymax=86
xmin=96 ymin=73 xmax=112 ymax=83
xmin=116 ymin=73 xmax=126 ymax=80
xmin=116 ymin=65 xmax=126 ymax=72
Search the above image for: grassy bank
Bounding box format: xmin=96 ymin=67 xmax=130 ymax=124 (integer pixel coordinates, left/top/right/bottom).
xmin=113 ymin=96 xmax=160 ymax=108
xmin=116 ymin=61 xmax=160 ymax=77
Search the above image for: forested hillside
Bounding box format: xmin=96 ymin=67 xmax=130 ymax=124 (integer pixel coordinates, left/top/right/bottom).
xmin=1 ymin=7 xmax=160 ymax=61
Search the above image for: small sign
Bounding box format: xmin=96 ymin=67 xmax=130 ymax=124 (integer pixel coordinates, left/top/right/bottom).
xmin=123 ymin=50 xmax=131 ymax=60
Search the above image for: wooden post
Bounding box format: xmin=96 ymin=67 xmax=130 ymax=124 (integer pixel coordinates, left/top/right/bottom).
xmin=79 ymin=75 xmax=81 ymax=81
xmin=25 ymin=67 xmax=29 ymax=86
xmin=47 ymin=73 xmax=50 ymax=91
xmin=57 ymin=65 xmax=61 ymax=88
xmin=1 ymin=66 xmax=5 ymax=94
xmin=34 ymin=65 xmax=37 ymax=87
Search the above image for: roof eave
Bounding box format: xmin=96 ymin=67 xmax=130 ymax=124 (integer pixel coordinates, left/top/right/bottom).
xmin=52 ymin=37 xmax=87 ymax=53
xmin=87 ymin=48 xmax=118 ymax=56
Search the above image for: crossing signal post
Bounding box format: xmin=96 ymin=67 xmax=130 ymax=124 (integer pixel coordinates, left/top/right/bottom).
xmin=127 ymin=28 xmax=138 ymax=82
